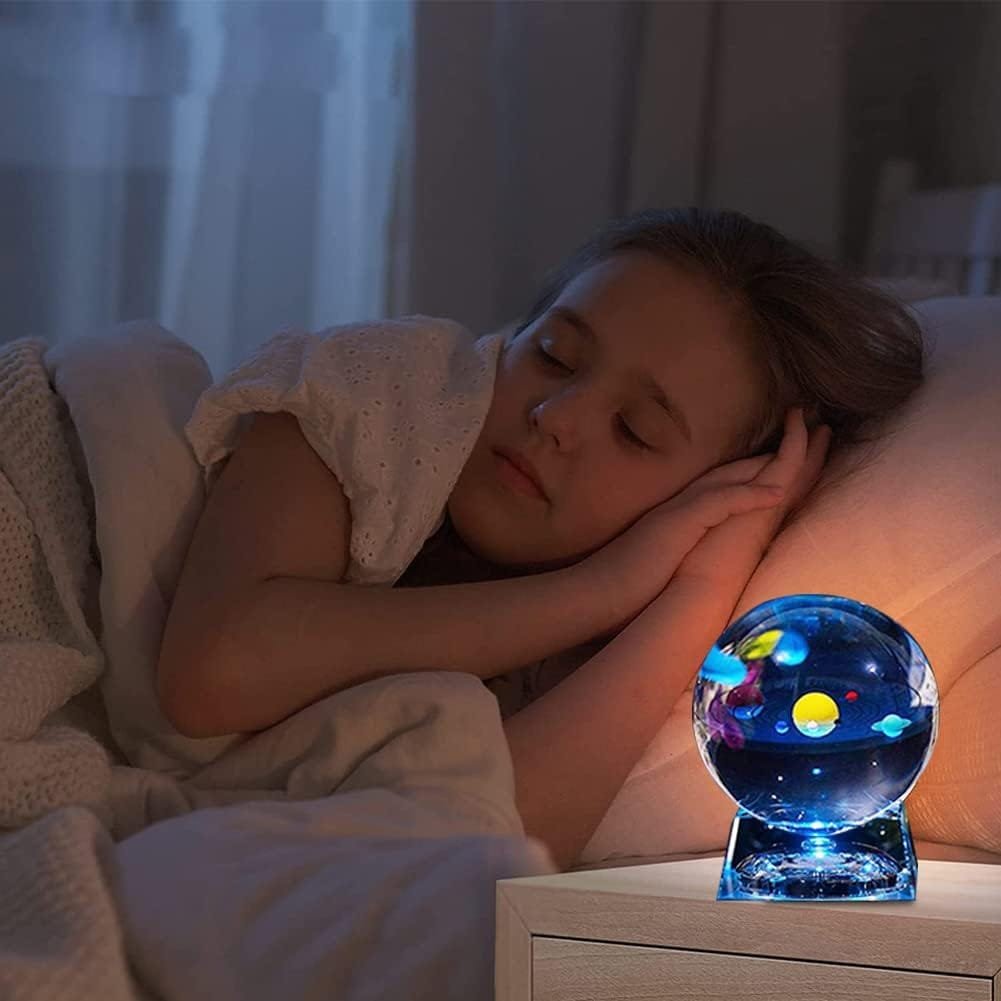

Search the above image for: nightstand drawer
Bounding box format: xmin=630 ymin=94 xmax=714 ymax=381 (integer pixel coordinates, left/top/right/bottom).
xmin=532 ymin=937 xmax=992 ymax=1001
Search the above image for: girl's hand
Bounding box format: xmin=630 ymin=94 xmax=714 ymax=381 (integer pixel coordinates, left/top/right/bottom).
xmin=579 ymin=446 xmax=787 ymax=633
xmin=671 ymin=407 xmax=832 ymax=590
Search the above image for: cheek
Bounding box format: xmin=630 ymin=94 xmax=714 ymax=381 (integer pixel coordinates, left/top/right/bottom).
xmin=595 ymin=466 xmax=691 ymax=531
xmin=568 ymin=468 xmax=655 ymax=533
xmin=484 ymin=364 xmax=523 ymax=420
xmin=481 ymin=367 xmax=542 ymax=441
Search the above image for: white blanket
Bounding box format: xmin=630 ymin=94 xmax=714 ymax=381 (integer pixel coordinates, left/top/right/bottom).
xmin=0 ymin=679 xmax=555 ymax=1001
xmin=0 ymin=322 xmax=557 ymax=1000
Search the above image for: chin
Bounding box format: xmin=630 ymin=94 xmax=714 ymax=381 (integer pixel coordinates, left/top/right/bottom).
xmin=446 ymin=499 xmax=588 ymax=574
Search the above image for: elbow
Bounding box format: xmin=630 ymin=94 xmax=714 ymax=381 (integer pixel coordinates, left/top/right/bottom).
xmin=156 ymin=647 xmax=234 ymax=740
xmin=527 ymin=828 xmax=584 ymax=874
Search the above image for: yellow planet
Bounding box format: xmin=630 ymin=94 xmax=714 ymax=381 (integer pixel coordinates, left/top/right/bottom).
xmin=737 ymin=629 xmax=783 ymax=661
xmin=792 ymin=691 xmax=839 ymax=738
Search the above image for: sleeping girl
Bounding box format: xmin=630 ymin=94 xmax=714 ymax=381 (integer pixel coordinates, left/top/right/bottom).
xmin=156 ymin=207 xmax=923 ymax=870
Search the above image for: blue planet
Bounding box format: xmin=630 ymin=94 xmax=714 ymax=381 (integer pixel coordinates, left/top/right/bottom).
xmin=692 ymin=595 xmax=938 ymax=833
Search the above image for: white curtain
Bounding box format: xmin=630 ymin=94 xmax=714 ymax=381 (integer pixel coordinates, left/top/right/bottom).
xmin=1 ymin=0 xmax=849 ymax=377
xmin=0 ymin=0 xmax=413 ymax=377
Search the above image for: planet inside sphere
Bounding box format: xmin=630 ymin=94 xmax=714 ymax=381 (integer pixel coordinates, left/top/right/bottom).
xmin=693 ymin=594 xmax=939 ymax=833
xmin=792 ymin=691 xmax=840 ymax=738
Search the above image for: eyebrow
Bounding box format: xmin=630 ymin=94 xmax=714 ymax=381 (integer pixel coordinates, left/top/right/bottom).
xmin=549 ymin=306 xmax=693 ymax=444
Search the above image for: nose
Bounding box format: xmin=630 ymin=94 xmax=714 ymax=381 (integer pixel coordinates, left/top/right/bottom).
xmin=530 ymin=385 xmax=594 ymax=450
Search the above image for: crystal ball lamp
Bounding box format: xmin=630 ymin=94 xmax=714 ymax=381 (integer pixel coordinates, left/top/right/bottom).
xmin=693 ymin=594 xmax=939 ymax=902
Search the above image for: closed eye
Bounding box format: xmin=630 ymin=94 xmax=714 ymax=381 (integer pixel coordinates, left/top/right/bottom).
xmin=535 ymin=345 xmax=653 ymax=451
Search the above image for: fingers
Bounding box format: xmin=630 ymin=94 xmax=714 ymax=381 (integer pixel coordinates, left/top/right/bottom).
xmin=685 ymin=408 xmax=829 ymax=506
xmin=777 ymin=406 xmax=810 ymax=467
xmin=693 ymin=481 xmax=785 ymax=532
xmin=755 ymin=407 xmax=811 ymax=491
xmin=774 ymin=415 xmax=832 ymax=512
xmin=702 ymin=453 xmax=776 ymax=485
xmin=811 ymin=421 xmax=833 ymax=460
xmin=795 ymin=422 xmax=833 ymax=501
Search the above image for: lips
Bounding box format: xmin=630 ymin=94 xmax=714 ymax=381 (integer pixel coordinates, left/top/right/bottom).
xmin=494 ymin=448 xmax=548 ymax=501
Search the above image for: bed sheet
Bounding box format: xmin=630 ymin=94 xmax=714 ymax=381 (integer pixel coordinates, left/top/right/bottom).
xmin=0 ymin=324 xmax=558 ymax=1000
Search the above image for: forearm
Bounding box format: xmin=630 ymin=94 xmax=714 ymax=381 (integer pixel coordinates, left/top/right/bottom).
xmin=176 ymin=565 xmax=615 ymax=736
xmin=504 ymin=572 xmax=748 ymax=871
xmin=505 ymin=416 xmax=828 ymax=869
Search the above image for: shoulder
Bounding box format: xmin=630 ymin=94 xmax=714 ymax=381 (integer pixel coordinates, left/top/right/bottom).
xmin=310 ymin=316 xmax=504 ymax=383
xmin=313 ymin=315 xmax=477 ymax=354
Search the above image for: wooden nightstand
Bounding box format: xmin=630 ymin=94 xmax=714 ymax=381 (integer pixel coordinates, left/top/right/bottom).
xmin=496 ymin=857 xmax=1001 ymax=1000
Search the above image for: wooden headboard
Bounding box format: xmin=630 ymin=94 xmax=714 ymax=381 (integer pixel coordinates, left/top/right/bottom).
xmin=866 ymin=159 xmax=1001 ymax=295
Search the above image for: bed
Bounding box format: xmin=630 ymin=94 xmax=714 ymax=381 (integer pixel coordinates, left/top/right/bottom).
xmin=0 ymin=169 xmax=998 ymax=1000
xmin=0 ymin=323 xmax=556 ymax=1001
xmin=575 ymin=164 xmax=1001 ymax=874
xmin=864 ymin=157 xmax=1001 ymax=297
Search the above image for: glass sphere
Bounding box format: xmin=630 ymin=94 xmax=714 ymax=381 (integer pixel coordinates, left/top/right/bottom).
xmin=693 ymin=594 xmax=939 ymax=835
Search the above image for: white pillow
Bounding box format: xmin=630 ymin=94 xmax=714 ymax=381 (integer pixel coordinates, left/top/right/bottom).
xmin=580 ymin=296 xmax=1001 ymax=864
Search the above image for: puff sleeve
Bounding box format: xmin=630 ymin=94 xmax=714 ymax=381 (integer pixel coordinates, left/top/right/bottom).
xmin=184 ymin=316 xmax=505 ymax=587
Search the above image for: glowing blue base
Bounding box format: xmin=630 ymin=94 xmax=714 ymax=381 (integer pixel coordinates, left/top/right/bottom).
xmin=718 ymin=803 xmax=917 ymax=901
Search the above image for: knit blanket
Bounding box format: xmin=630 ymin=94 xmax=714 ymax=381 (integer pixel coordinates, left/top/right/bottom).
xmin=0 ymin=326 xmax=556 ymax=1001
xmin=0 ymin=338 xmax=110 ymax=828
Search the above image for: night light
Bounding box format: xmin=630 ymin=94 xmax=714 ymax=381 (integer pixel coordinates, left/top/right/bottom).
xmin=693 ymin=594 xmax=938 ymax=901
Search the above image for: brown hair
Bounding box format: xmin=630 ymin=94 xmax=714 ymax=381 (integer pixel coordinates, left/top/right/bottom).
xmin=514 ymin=207 xmax=925 ymax=473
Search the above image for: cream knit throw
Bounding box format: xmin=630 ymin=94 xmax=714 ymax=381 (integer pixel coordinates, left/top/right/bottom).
xmin=0 ymin=338 xmax=111 ymax=830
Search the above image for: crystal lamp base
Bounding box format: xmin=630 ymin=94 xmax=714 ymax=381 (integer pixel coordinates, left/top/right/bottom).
xmin=718 ymin=802 xmax=917 ymax=901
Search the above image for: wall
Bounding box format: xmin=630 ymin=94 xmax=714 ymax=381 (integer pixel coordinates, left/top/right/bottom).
xmin=629 ymin=1 xmax=846 ymax=259
xmin=840 ymin=1 xmax=1000 ymax=266
xmin=407 ymin=1 xmax=634 ymax=333
xmin=405 ymin=0 xmax=1000 ymax=327
xmin=936 ymin=1 xmax=1001 ymax=187
xmin=707 ymin=1 xmax=845 ymax=259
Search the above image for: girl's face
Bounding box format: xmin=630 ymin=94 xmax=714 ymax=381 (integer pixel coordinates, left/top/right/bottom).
xmin=447 ymin=251 xmax=768 ymax=570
